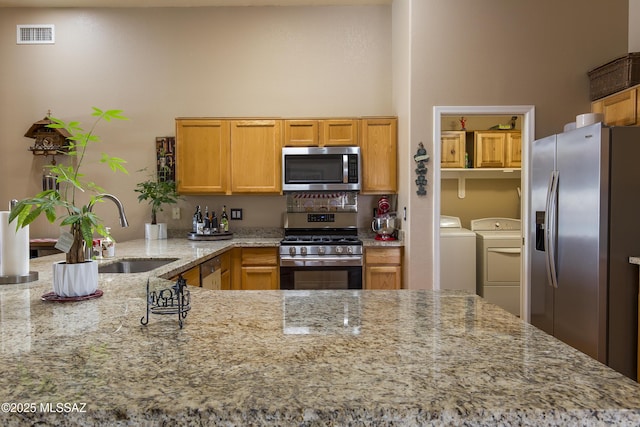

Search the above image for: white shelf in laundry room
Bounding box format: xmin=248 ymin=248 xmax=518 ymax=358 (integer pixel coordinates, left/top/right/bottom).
xmin=441 ymin=168 xmax=521 ymax=198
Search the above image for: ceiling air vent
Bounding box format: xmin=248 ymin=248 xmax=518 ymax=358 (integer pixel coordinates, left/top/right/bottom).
xmin=17 ymin=25 xmax=55 ymax=45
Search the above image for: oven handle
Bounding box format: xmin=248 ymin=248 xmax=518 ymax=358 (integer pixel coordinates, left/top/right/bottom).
xmin=280 ymin=257 xmax=363 ymax=267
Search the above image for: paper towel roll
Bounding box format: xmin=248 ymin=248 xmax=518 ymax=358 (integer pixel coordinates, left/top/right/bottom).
xmin=0 ymin=211 xmax=30 ymax=276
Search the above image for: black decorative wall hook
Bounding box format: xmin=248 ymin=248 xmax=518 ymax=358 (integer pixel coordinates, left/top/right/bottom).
xmin=414 ymin=142 xmax=429 ymax=196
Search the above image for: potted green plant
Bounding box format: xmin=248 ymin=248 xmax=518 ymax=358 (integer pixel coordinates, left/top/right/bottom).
xmin=134 ymin=173 xmax=181 ymax=240
xmin=9 ymin=107 xmax=129 ymax=297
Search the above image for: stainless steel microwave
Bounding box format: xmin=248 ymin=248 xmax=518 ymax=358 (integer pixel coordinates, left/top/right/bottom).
xmin=282 ymin=146 xmax=361 ymax=192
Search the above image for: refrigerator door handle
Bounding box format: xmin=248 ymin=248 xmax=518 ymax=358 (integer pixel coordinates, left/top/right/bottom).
xmin=545 ymin=170 xmax=559 ymax=289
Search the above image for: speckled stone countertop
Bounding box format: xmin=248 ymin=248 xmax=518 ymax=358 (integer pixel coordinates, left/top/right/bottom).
xmin=0 ymin=238 xmax=639 ymax=426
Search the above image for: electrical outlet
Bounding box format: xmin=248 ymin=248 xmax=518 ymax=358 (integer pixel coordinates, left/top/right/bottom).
xmin=231 ymin=208 xmax=242 ymax=220
xmin=172 ymin=207 xmax=181 ymax=220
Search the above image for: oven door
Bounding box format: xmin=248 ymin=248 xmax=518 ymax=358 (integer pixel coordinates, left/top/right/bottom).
xmin=280 ymin=260 xmax=362 ymax=290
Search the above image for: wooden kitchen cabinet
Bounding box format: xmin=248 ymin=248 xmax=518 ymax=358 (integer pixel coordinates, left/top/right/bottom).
xmin=230 ymin=120 xmax=282 ymax=194
xmin=175 ymin=119 xmax=230 ymax=194
xmin=240 ymin=247 xmax=279 ymax=290
xmin=170 ymin=264 xmax=200 ymax=287
xmin=591 ymin=85 xmax=640 ymax=126
xmin=505 ymin=131 xmax=522 ymax=168
xmin=364 ymin=247 xmax=403 ymax=290
xmin=360 ymin=117 xmax=398 ymax=194
xmin=283 ymin=119 xmax=358 ymax=147
xmin=474 ymin=131 xmax=521 ymax=168
xmin=441 ymin=131 xmax=466 ymax=168
xmin=220 ymin=250 xmax=231 ymax=290
xmin=283 ymin=120 xmax=319 ymax=146
xmin=322 ymin=119 xmax=358 ymax=146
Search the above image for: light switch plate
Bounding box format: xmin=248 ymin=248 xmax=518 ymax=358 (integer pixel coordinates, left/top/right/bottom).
xmin=172 ymin=207 xmax=181 ymax=220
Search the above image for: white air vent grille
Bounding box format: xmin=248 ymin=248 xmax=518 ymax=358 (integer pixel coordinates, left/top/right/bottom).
xmin=17 ymin=25 xmax=55 ymax=45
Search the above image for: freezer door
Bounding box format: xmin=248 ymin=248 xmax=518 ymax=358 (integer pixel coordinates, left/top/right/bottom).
xmin=554 ymin=123 xmax=608 ymax=363
xmin=530 ymin=134 xmax=556 ymax=334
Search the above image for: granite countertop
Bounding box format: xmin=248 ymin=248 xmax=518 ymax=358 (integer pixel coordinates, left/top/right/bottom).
xmin=1 ymin=239 xmax=639 ymax=426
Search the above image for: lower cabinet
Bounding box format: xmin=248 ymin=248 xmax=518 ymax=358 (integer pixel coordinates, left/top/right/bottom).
xmin=171 ymin=264 xmax=200 ymax=287
xmin=239 ymin=247 xmax=279 ymax=290
xmin=364 ymin=247 xmax=403 ymax=290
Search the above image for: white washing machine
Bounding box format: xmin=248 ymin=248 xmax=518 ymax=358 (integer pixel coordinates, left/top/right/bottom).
xmin=471 ymin=217 xmax=521 ymax=317
xmin=439 ymin=216 xmax=476 ymax=292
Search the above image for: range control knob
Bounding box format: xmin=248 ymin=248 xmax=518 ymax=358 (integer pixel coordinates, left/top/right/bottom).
xmin=335 ymin=246 xmax=344 ymax=254
xmin=300 ymin=246 xmax=308 ymax=256
xmin=289 ymin=247 xmax=296 ymax=256
xmin=346 ymin=246 xmax=353 ymax=255
xmin=318 ymin=246 xmax=326 ymax=255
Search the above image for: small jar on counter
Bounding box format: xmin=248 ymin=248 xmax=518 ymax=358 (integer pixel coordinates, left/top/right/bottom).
xmin=101 ymin=228 xmax=115 ymax=258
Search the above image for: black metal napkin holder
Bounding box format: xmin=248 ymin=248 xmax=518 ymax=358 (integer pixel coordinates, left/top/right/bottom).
xmin=140 ymin=275 xmax=191 ymax=329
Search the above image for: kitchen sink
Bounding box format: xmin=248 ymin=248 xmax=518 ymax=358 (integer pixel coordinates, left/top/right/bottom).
xmin=98 ymin=258 xmax=179 ymax=274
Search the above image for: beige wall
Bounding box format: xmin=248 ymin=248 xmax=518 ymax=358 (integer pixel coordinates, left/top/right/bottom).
xmin=403 ymin=0 xmax=628 ymax=289
xmin=0 ymin=5 xmax=392 ymax=241
xmin=0 ymin=1 xmax=630 ymax=290
xmin=631 ymin=0 xmax=640 ymax=51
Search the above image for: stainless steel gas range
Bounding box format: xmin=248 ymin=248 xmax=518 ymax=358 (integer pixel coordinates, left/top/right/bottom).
xmin=279 ymin=193 xmax=362 ymax=290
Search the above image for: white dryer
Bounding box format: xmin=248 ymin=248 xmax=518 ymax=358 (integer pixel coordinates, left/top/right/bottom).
xmin=439 ymin=216 xmax=476 ymax=292
xmin=471 ymin=217 xmax=521 ymax=317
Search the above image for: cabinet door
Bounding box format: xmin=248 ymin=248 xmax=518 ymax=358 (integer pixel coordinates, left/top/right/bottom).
xmin=176 ymin=119 xmax=230 ymax=194
xmin=598 ymin=88 xmax=638 ymax=126
xmin=364 ymin=247 xmax=402 ymax=290
xmin=474 ymin=132 xmax=505 ymax=168
xmin=360 ymin=118 xmax=397 ymax=194
xmin=241 ymin=266 xmax=279 ymax=290
xmin=365 ymin=266 xmax=401 ymax=290
xmin=230 ymin=120 xmax=282 ymax=193
xmin=220 ymin=251 xmax=231 ymax=290
xmin=441 ymin=131 xmax=466 ymax=168
xmin=171 ymin=265 xmax=200 ymax=287
xmin=505 ymin=132 xmax=522 ymax=168
xmin=321 ymin=119 xmax=358 ymax=146
xmin=283 ymin=120 xmax=319 ymax=146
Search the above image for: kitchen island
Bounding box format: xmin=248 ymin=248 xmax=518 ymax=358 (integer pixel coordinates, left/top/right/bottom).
xmin=1 ymin=239 xmax=640 ymax=426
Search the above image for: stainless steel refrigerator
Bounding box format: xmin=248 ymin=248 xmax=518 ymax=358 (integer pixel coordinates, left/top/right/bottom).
xmin=530 ymin=122 xmax=640 ymax=380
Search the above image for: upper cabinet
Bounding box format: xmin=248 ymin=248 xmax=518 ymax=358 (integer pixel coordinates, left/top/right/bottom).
xmin=474 ymin=131 xmax=521 ymax=169
xmin=591 ymin=85 xmax=640 ymax=126
xmin=360 ymin=117 xmax=397 ymax=194
xmin=283 ymin=119 xmax=358 ymax=147
xmin=283 ymin=120 xmax=319 ymax=146
xmin=323 ymin=119 xmax=359 ymax=146
xmin=230 ymin=120 xmax=282 ymax=194
xmin=176 ymin=119 xmax=230 ymax=194
xmin=176 ymin=118 xmax=281 ymax=195
xmin=440 ymin=131 xmax=466 ymax=168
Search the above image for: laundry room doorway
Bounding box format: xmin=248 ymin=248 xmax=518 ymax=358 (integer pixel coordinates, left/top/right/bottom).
xmin=433 ymin=105 xmax=535 ymax=322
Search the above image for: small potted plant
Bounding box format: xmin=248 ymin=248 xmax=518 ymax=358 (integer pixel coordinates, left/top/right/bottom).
xmin=134 ymin=172 xmax=181 ymax=240
xmin=9 ymin=107 xmax=129 ymax=297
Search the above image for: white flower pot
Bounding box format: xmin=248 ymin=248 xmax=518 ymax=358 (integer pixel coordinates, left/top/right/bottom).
xmin=145 ymin=223 xmax=167 ymax=240
xmin=52 ymin=260 xmax=98 ymax=297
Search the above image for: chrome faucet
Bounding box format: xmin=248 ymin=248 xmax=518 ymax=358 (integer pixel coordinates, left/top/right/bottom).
xmin=92 ymin=194 xmax=129 ymax=227
xmin=85 ymin=193 xmax=129 ymax=259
